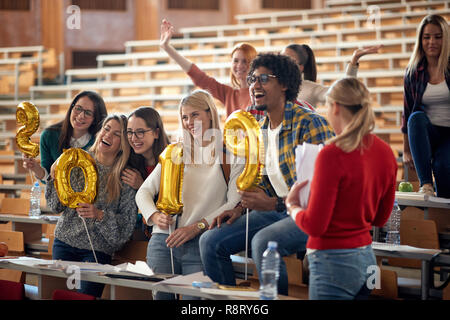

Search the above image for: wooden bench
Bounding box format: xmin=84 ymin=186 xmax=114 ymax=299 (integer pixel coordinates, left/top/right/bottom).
xmin=178 ymin=9 xmax=450 ymax=38
xmin=235 ymin=0 xmax=449 ymax=24
xmin=0 ymin=46 xmax=45 ymax=86
xmin=125 ymin=24 xmax=419 ymax=53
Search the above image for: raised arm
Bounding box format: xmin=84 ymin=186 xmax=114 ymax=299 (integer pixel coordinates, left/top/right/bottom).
xmin=160 ymin=19 xmax=193 ymax=72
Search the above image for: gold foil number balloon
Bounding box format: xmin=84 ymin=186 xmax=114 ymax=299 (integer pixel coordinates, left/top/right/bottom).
xmin=156 ymin=143 xmax=184 ymax=215
xmin=54 ymin=148 xmax=98 ymax=208
xmin=16 ymin=101 xmax=40 ymax=158
xmin=224 ymin=110 xmax=264 ymax=191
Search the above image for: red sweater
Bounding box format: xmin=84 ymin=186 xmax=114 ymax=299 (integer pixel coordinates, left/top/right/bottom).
xmin=295 ymin=134 xmax=398 ymax=250
xmin=187 ymin=64 xmax=250 ymax=116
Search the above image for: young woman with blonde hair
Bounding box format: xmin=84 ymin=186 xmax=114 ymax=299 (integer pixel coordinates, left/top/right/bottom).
xmin=160 ymin=19 xmax=257 ymax=115
xmin=136 ymin=89 xmax=244 ymax=300
xmin=286 ymin=77 xmax=397 ymax=300
xmin=45 ymin=114 xmax=138 ymax=297
xmin=402 ymin=14 xmax=450 ymax=198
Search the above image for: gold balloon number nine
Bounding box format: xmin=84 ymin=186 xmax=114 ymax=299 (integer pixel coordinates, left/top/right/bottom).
xmin=16 ymin=101 xmax=40 ymax=158
xmin=223 ymin=110 xmax=264 ymax=191
xmin=54 ymin=148 xmax=98 ymax=208
xmin=156 ymin=143 xmax=184 ymax=215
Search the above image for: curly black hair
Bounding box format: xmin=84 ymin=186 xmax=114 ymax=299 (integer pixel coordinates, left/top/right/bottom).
xmin=248 ymin=52 xmax=301 ymax=102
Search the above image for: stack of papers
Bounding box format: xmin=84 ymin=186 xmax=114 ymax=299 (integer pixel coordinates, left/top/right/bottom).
xmin=295 ymin=143 xmax=323 ymax=208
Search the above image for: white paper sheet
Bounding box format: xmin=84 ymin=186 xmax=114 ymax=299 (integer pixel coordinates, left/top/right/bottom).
xmin=295 ymin=143 xmax=323 ymax=208
xmin=200 ymin=288 xmax=260 ymax=298
xmin=114 ymin=261 xmax=154 ymax=276
xmin=372 ymin=241 xmax=441 ymax=255
xmin=3 ymin=256 xmax=55 ymax=267
xmin=158 ymin=271 xmax=213 ymax=286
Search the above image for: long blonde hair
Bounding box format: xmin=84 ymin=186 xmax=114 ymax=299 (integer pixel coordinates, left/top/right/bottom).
xmin=230 ymin=43 xmax=257 ymax=88
xmin=407 ymin=14 xmax=450 ymax=77
xmin=178 ymin=89 xmax=222 ymax=164
xmin=325 ymin=78 xmax=375 ymax=153
xmin=91 ymin=114 xmax=130 ymax=203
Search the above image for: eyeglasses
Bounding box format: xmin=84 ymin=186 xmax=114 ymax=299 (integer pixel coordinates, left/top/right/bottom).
xmin=126 ymin=129 xmax=152 ymax=139
xmin=73 ymin=105 xmax=94 ymax=118
xmin=246 ymin=74 xmax=277 ymax=86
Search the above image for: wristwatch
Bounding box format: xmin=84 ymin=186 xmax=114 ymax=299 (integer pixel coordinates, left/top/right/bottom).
xmin=197 ymin=221 xmax=207 ymax=232
xmin=275 ymin=197 xmax=286 ymax=213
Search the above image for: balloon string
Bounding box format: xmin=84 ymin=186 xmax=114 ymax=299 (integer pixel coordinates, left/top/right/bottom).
xmin=169 ymin=223 xmax=174 ymax=275
xmin=80 ymin=216 xmax=98 ymax=264
xmin=245 ymin=208 xmax=249 ymax=281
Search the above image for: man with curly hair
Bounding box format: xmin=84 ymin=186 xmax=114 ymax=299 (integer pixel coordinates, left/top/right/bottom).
xmin=199 ymin=53 xmax=335 ymax=296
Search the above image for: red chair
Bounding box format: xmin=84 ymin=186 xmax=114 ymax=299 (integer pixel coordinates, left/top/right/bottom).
xmin=0 ymin=280 xmax=25 ymax=300
xmin=52 ymin=289 xmax=96 ymax=300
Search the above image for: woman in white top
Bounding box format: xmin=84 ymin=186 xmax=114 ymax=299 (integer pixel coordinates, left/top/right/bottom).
xmin=281 ymin=44 xmax=382 ymax=108
xmin=402 ymin=14 xmax=450 ymax=198
xmin=135 ymin=89 xmax=244 ymax=300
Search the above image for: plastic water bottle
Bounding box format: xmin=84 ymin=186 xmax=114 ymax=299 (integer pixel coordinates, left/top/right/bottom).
xmin=259 ymin=241 xmax=280 ymax=300
xmin=386 ymin=200 xmax=401 ymax=245
xmin=29 ymin=181 xmax=41 ymax=217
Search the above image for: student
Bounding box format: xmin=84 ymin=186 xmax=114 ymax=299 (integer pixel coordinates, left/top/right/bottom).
xmin=22 ymin=91 xmax=107 ymax=181
xmin=136 ymin=89 xmax=244 ymax=300
xmin=286 ymin=77 xmax=398 ymax=300
xmin=45 ymin=115 xmax=138 ymax=297
xmin=160 ymin=19 xmax=257 ymax=115
xmin=281 ymin=43 xmax=382 ymax=107
xmin=199 ymin=53 xmax=334 ymax=296
xmin=402 ymin=14 xmax=450 ymax=198
xmin=123 ymin=107 xmax=170 ymax=189
xmin=123 ymin=107 xmax=170 ymax=240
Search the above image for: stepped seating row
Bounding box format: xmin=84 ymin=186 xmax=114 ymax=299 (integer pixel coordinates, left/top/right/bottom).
xmin=99 ymin=37 xmax=417 ymax=68
xmin=177 ymin=8 xmax=450 ymax=38
xmin=234 ymin=0 xmax=449 ymax=24
xmin=125 ymin=23 xmax=419 ymax=54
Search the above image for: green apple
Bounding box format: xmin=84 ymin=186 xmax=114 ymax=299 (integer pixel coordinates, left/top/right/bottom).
xmin=398 ymin=181 xmax=413 ymax=192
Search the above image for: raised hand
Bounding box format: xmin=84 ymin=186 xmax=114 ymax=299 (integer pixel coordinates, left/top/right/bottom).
xmin=160 ymin=19 xmax=175 ymax=49
xmin=351 ymin=45 xmax=383 ymax=65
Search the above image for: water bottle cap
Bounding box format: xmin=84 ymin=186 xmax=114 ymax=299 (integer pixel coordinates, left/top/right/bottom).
xmin=268 ymin=241 xmax=278 ymax=249
xmin=34 ymin=182 xmax=40 ymax=187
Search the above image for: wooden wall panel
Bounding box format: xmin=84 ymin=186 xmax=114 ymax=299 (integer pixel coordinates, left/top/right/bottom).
xmin=135 ymin=0 xmax=159 ymax=41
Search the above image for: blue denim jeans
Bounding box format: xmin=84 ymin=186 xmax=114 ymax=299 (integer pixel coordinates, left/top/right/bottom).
xmin=307 ymin=245 xmax=376 ymax=300
xmin=52 ymin=238 xmax=112 ymax=298
xmin=199 ymin=210 xmax=308 ymax=295
xmin=146 ymin=233 xmax=204 ymax=300
xmin=408 ymin=111 xmax=450 ymax=198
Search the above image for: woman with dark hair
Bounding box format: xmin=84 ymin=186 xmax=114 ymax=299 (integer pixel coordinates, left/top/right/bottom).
xmin=402 ymin=14 xmax=450 ymax=198
xmin=122 ymin=107 xmax=170 ymax=190
xmin=22 ymin=91 xmax=108 ymax=181
xmin=281 ymin=44 xmax=382 ymax=107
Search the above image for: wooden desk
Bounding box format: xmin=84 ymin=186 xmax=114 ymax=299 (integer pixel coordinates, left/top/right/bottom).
xmin=372 ymin=242 xmax=450 ymax=300
xmin=0 ymin=213 xmax=58 ymax=253
xmin=0 ymin=258 xmax=294 ymax=300
xmin=396 ymin=192 xmax=450 ymax=219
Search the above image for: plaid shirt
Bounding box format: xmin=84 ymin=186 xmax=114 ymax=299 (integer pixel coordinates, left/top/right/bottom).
xmin=248 ymin=100 xmax=335 ymax=197
xmin=402 ymin=57 xmax=450 ymax=134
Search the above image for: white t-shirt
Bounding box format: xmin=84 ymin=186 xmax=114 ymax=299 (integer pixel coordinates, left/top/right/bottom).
xmin=265 ymin=123 xmax=290 ymax=198
xmin=423 ymin=80 xmax=450 ymax=127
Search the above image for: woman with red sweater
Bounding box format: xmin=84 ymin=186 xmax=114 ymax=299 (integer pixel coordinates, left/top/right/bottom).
xmin=160 ymin=19 xmax=257 ymax=116
xmin=285 ymin=77 xmax=398 ymax=300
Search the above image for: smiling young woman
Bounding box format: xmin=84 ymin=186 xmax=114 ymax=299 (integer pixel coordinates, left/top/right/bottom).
xmin=45 ymin=114 xmax=138 ymax=298
xmin=160 ymin=19 xmax=257 ymax=116
xmin=22 ymin=91 xmax=107 ymax=182
xmin=402 ymin=14 xmax=450 ymax=198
